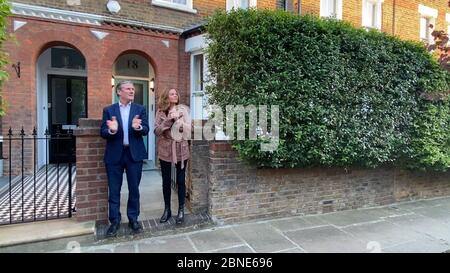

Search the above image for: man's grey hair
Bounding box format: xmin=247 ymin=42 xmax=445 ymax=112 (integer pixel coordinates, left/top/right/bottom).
xmin=115 ymin=80 xmax=134 ymax=96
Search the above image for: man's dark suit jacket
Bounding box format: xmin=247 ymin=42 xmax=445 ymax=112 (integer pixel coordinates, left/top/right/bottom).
xmin=100 ymin=103 xmax=149 ymax=164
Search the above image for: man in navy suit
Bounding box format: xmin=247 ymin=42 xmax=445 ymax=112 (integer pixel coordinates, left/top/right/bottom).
xmin=101 ymin=80 xmax=149 ymax=237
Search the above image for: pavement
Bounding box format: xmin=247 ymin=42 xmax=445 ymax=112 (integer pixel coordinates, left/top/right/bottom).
xmin=1 ymin=196 xmax=450 ymax=253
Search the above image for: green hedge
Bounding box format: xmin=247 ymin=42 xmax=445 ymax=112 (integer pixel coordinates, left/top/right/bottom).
xmin=205 ymin=9 xmax=450 ymax=171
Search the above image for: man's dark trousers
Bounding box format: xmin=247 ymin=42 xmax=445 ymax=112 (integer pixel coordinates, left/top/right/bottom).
xmin=106 ymin=147 xmax=142 ymax=224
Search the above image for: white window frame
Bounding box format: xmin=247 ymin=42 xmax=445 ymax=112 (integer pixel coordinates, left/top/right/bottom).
xmin=320 ymin=0 xmax=342 ymax=19
xmin=362 ymin=0 xmax=383 ymax=30
xmin=418 ymin=4 xmax=438 ymax=43
xmin=190 ymin=51 xmax=209 ymax=120
xmin=226 ymin=0 xmax=257 ymax=11
xmin=151 ymin=0 xmax=197 ymax=14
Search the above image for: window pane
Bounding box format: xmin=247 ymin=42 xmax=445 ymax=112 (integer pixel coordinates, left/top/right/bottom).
xmin=114 ymin=54 xmax=149 ymax=78
xmin=71 ymin=79 xmax=87 ymax=125
xmin=240 ymin=0 xmax=249 ymax=9
xmin=370 ymin=3 xmax=377 ymax=27
xmin=330 ymin=0 xmax=336 ymax=16
xmin=163 ymin=0 xmax=187 ymax=4
xmin=420 ymin=17 xmax=430 ymax=40
xmin=193 ymin=54 xmax=204 ymax=92
xmin=133 ymin=83 xmax=144 ymax=106
xmin=363 ymin=1 xmax=376 ymax=27
xmin=51 ymin=78 xmax=68 ymax=124
xmin=193 ymin=93 xmax=204 ymax=120
xmin=51 ymin=48 xmax=86 ymax=70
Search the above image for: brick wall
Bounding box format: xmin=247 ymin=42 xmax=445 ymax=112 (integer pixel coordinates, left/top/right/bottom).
xmin=187 ymin=138 xmax=210 ymax=213
xmin=13 ymin=0 xmax=284 ymax=29
xmin=205 ymin=142 xmax=450 ymax=225
xmin=73 ymin=118 xmax=108 ymax=222
xmin=12 ymin=0 xmax=450 ymax=44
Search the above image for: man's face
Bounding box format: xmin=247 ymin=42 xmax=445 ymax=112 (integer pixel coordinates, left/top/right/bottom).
xmin=118 ymin=83 xmax=135 ymax=103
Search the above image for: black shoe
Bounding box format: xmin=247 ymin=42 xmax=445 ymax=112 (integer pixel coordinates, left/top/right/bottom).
xmin=176 ymin=206 xmax=184 ymax=225
xmin=106 ymin=222 xmax=120 ymax=237
xmin=160 ymin=206 xmax=172 ymax=223
xmin=128 ymin=221 xmax=143 ymax=233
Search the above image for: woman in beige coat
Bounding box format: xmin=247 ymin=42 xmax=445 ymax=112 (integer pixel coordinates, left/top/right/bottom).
xmin=154 ymin=88 xmax=191 ymax=224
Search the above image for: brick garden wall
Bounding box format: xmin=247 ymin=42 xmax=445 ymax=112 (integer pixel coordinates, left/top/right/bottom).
xmin=202 ymin=142 xmax=450 ymax=225
xmin=70 ymin=125 xmax=450 ymax=225
xmin=73 ymin=118 xmax=108 ymax=222
xmin=187 ymin=139 xmax=210 ymax=213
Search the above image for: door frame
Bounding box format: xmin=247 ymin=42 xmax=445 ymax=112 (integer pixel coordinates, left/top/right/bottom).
xmin=47 ymin=74 xmax=87 ymax=163
xmin=36 ymin=48 xmax=88 ymax=168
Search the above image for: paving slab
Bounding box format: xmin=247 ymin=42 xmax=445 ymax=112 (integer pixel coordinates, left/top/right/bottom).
xmin=385 ymin=213 xmax=450 ymax=243
xmin=188 ymin=228 xmax=243 ymax=253
xmin=417 ymin=197 xmax=450 ymax=208
xmin=275 ymin=247 xmax=305 ymax=253
xmin=232 ymin=223 xmax=296 ymax=253
xmin=284 ymin=225 xmax=367 ymax=253
xmin=342 ymin=220 xmax=423 ymax=249
xmin=137 ymin=236 xmax=196 ymax=253
xmin=382 ymin=238 xmax=449 ymax=253
xmin=317 ymin=207 xmax=399 ymax=227
xmin=113 ymin=243 xmax=137 ymax=253
xmin=85 ymin=248 xmax=113 ymax=253
xmin=211 ymin=245 xmax=254 ymax=253
xmin=268 ymin=216 xmax=326 ymax=232
xmin=413 ymin=206 xmax=450 ymax=224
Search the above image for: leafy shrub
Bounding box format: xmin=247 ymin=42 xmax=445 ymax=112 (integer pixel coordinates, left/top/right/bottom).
xmin=205 ymin=9 xmax=449 ymax=171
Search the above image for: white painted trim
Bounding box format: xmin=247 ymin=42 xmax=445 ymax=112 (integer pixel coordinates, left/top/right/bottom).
xmin=12 ymin=2 xmax=103 ymax=25
xmin=446 ymin=13 xmax=450 ymax=23
xmin=13 ymin=20 xmax=27 ymax=32
xmin=151 ymin=0 xmax=197 ymax=14
xmin=418 ymin=4 xmax=438 ymax=18
xmin=185 ymin=34 xmax=207 ymax=53
xmin=11 ymin=2 xmax=184 ymax=33
xmin=36 ymin=48 xmax=88 ymax=168
xmin=90 ymin=30 xmax=109 ymax=40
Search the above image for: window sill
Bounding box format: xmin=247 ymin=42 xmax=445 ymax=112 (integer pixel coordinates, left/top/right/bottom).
xmin=363 ymin=25 xmax=381 ymax=31
xmin=151 ymin=0 xmax=197 ymax=14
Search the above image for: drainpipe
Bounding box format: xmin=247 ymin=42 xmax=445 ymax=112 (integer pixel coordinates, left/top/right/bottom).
xmin=297 ymin=0 xmax=301 ymax=15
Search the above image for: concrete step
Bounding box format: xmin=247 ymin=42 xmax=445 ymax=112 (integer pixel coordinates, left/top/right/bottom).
xmin=0 ymin=218 xmax=95 ymax=247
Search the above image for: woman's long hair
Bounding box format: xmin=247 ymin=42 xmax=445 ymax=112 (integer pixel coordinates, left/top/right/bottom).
xmin=157 ymin=88 xmax=179 ymax=112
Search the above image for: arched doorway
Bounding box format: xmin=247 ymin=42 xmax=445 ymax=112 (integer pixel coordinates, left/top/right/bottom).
xmin=112 ymin=52 xmax=156 ymax=169
xmin=36 ymin=45 xmax=87 ymax=168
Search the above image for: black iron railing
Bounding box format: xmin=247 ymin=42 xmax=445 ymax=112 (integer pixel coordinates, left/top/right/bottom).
xmin=0 ymin=127 xmax=76 ymax=225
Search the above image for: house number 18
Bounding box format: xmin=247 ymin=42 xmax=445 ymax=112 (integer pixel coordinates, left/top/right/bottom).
xmin=127 ymin=60 xmax=139 ymax=69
